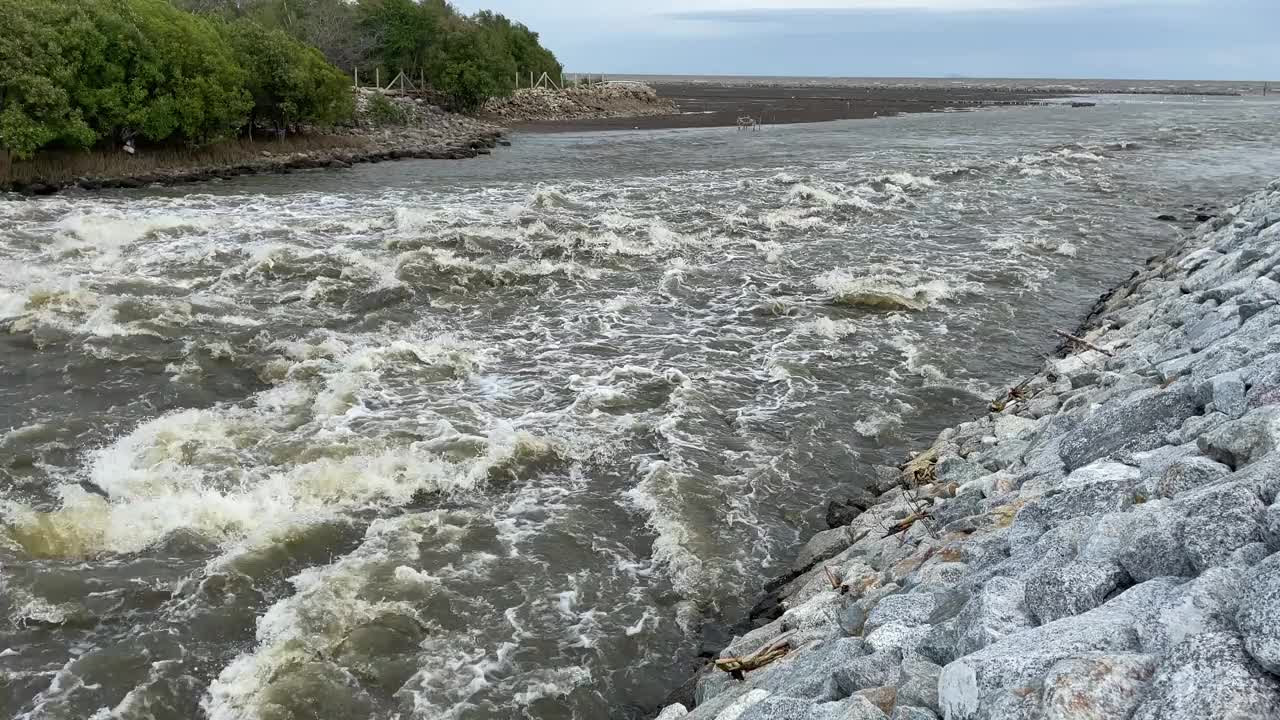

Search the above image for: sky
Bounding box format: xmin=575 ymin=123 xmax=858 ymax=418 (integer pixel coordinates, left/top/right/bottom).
xmin=452 ymin=0 xmax=1280 ymax=80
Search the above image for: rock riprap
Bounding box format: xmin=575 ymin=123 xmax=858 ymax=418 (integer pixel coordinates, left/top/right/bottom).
xmin=655 ymin=179 xmax=1280 ymax=720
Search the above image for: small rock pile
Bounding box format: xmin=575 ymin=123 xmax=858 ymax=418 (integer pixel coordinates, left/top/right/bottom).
xmin=655 ymin=178 xmax=1280 ymax=720
xmin=482 ymin=84 xmax=677 ymax=122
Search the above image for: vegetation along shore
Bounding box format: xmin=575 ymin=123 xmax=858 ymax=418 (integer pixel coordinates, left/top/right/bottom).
xmin=0 ymin=0 xmax=565 ymax=194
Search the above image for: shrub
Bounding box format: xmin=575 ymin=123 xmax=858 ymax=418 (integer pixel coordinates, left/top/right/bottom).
xmin=366 ymin=94 xmax=413 ymax=125
xmin=221 ymin=18 xmax=354 ymax=133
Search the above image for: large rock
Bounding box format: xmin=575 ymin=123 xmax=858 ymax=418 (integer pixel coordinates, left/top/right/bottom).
xmin=1010 ymin=462 xmax=1140 ymax=542
xmin=1057 ymin=382 xmax=1201 ymax=470
xmin=864 ymin=623 xmax=931 ymax=655
xmin=1177 ymin=482 xmax=1265 ymax=571
xmin=736 ymin=695 xmax=817 ymax=720
xmin=1155 ymin=455 xmax=1232 ymax=498
xmin=887 ymin=707 xmax=936 ymax=720
xmin=952 ymin=576 xmax=1036 ymax=657
xmin=793 ymin=527 xmax=856 ymax=573
xmin=1236 ymin=552 xmax=1280 ymax=675
xmin=834 ymin=649 xmax=902 ymax=693
xmin=1264 ymin=502 xmax=1280 ymax=551
xmin=938 ymin=579 xmax=1182 ymax=720
xmin=1132 ymin=566 xmax=1245 ymax=655
xmin=1131 ymin=632 xmax=1280 ymax=720
xmin=713 ymin=636 xmax=871 ymax=707
xmin=1040 ymin=653 xmax=1158 ymax=720
xmin=1117 ymin=504 xmax=1194 ymax=581
xmin=810 ymin=695 xmax=890 ymax=720
xmin=1023 ymin=561 xmax=1129 ymax=624
xmin=864 ymin=593 xmax=937 ymax=634
xmin=1206 ymin=371 xmax=1248 ymax=418
xmin=827 ymin=488 xmax=879 ymax=528
xmin=934 ymin=456 xmax=985 ymax=486
xmin=655 ymin=704 xmax=688 ymax=719
xmin=1197 ymin=406 xmax=1280 ymax=468
xmin=895 ymin=653 xmax=941 ymax=712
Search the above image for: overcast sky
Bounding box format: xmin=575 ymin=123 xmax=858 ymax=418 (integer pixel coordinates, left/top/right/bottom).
xmin=452 ymin=0 xmax=1279 ymax=80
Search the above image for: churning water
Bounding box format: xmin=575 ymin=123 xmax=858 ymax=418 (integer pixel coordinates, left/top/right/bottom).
xmin=2 ymin=95 xmax=1278 ymax=720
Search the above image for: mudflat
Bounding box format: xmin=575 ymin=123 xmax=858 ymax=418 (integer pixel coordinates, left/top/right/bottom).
xmin=511 ymin=82 xmax=1050 ymax=132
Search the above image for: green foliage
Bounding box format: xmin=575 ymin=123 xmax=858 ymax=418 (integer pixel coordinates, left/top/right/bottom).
xmin=75 ymin=0 xmax=251 ymax=145
xmin=426 ymin=20 xmax=518 ymax=111
xmin=220 ymin=18 xmax=353 ymax=131
xmin=0 ymin=0 xmax=251 ymax=158
xmin=473 ymin=11 xmax=562 ymax=83
xmin=366 ymin=94 xmax=412 ymax=125
xmin=0 ymin=0 xmax=561 ymax=158
xmin=356 ymin=0 xmax=560 ymax=110
xmin=0 ymin=1 xmax=97 ymax=158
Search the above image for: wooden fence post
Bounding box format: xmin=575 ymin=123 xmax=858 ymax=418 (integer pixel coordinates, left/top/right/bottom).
xmin=375 ymin=68 xmax=380 ymax=90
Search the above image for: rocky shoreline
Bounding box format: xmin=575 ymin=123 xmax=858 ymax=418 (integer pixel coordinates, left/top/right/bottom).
xmin=0 ymin=112 xmax=507 ymax=197
xmin=2 ymin=83 xmax=678 ymax=197
xmin=655 ymin=178 xmax=1280 ymax=720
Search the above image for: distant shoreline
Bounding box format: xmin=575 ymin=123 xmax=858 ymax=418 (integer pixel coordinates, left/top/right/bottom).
xmin=511 ymin=83 xmax=1056 ymax=133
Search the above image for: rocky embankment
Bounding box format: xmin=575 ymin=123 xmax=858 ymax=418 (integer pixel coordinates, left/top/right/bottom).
xmin=656 ymin=179 xmax=1280 ymax=720
xmin=482 ymin=83 xmax=677 ymax=123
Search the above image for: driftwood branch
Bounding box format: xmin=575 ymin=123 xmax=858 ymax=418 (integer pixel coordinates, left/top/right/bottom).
xmin=714 ymin=630 xmax=796 ymax=679
xmin=1054 ymin=329 xmax=1114 ymax=357
xmin=880 ymin=511 xmax=929 ymax=538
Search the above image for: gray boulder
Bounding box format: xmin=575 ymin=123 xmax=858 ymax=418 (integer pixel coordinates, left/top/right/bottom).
xmin=895 ymin=653 xmax=941 ymax=712
xmin=1010 ymin=462 xmax=1140 ymax=542
xmin=1197 ymin=406 xmax=1280 ymax=468
xmin=1207 ymin=371 xmax=1248 ymax=418
xmin=1131 ymin=632 xmax=1280 ymax=720
xmin=810 ymin=695 xmax=889 ymax=720
xmin=793 ymin=527 xmax=855 ymax=573
xmin=1027 ymin=395 xmax=1060 ymax=419
xmin=1058 ymin=382 xmax=1201 ymax=470
xmin=887 ymin=707 xmax=936 ymax=720
xmin=736 ymin=695 xmax=817 ymax=720
xmin=864 ymin=593 xmax=937 ymax=635
xmin=1155 ymin=455 xmax=1232 ymax=498
xmin=1117 ymin=504 xmax=1194 ymax=582
xmin=1040 ymin=653 xmax=1158 ymax=720
xmin=1132 ymin=566 xmax=1245 ymax=655
xmin=743 ymin=636 xmax=871 ymax=702
xmin=1023 ymin=561 xmax=1130 ymax=624
xmin=952 ymin=576 xmax=1036 ymax=657
xmin=938 ymin=579 xmax=1182 ymax=720
xmin=934 ymin=455 xmax=985 ymax=486
xmin=1236 ymin=553 xmax=1280 ymax=675
xmin=1177 ymin=482 xmax=1265 ymax=571
xmin=863 ymin=623 xmax=931 ymax=655
xmin=654 ymin=704 xmax=688 ymax=719
xmin=1264 ymin=502 xmax=1280 ymax=551
xmin=834 ymin=649 xmax=902 ymax=694
xmin=826 ymin=488 xmax=879 ymax=529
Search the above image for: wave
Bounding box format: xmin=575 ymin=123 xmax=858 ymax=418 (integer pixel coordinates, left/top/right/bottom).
xmin=815 ymin=269 xmax=955 ymax=311
xmin=395 ymin=247 xmax=600 ymax=291
xmin=0 ymin=328 xmax=556 ymax=560
xmin=797 ymin=316 xmax=858 ymax=339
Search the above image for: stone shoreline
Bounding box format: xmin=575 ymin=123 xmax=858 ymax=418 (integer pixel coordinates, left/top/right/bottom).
xmin=2 ymin=83 xmax=681 ymax=197
xmin=0 ymin=127 xmax=507 ymax=197
xmin=655 ymin=178 xmax=1280 ymax=720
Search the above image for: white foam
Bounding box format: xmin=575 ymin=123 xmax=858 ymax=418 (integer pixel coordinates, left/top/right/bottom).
xmin=815 ymin=269 xmax=955 ymax=311
xmin=799 ymin=316 xmax=858 ymax=340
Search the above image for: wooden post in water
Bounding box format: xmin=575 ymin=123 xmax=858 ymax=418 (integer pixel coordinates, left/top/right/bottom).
xmin=353 ymin=67 xmax=359 ymax=88
xmin=375 ymin=68 xmax=380 ymax=90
